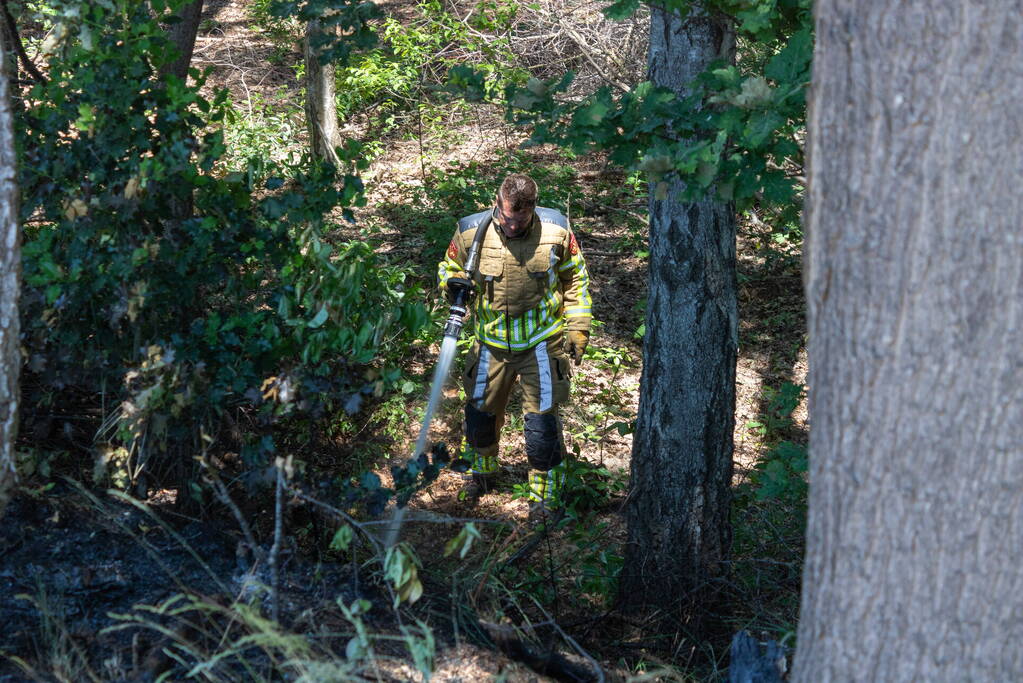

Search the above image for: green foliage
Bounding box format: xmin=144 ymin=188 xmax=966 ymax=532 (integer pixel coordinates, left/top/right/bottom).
xmin=742 ymin=382 xmax=807 ymax=507
xmin=750 ymin=440 xmax=806 ymax=503
xmin=384 ymin=543 xmax=424 ymax=605
xmin=568 ymin=520 xmax=624 ymax=605
xmin=99 ymin=590 xmax=436 ymax=682
xmin=446 ymin=0 xmax=812 ymax=237
xmin=444 ymin=521 xmax=481 ymax=559
xmin=561 ymin=456 xmax=628 ymax=516
xmin=745 ymin=381 xmax=803 ymax=438
xmin=333 ymin=0 xmax=524 ymax=134
xmin=268 ymin=0 xmax=381 ymax=66
xmin=220 ymin=91 xmax=304 ymax=168
xmin=565 ymin=340 xmax=636 ymax=459
xmin=17 ymin=0 xmax=428 ymax=489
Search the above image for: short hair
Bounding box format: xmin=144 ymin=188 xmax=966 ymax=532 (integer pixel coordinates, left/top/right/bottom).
xmin=498 ymin=174 xmax=538 ymax=211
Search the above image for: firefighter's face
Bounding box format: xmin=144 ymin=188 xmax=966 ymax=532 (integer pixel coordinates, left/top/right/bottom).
xmin=495 ymin=196 xmax=534 ymax=237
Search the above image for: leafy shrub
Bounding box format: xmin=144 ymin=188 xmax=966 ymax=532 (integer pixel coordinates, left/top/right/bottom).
xmin=749 ymin=440 xmax=807 ymax=504
xmin=17 ymin=0 xmax=428 ymax=494
xmin=742 ymin=382 xmax=807 ymax=507
xmin=220 ymin=92 xmax=304 ymax=168
xmin=335 ymin=0 xmax=524 ymax=132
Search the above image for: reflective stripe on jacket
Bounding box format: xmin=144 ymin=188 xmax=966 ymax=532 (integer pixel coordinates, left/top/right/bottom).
xmin=437 ymin=207 xmax=593 ymax=351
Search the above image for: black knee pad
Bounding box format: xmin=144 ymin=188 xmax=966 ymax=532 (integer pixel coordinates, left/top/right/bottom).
xmin=465 ymin=403 xmax=497 ymax=448
xmin=523 ymin=412 xmax=563 ymax=470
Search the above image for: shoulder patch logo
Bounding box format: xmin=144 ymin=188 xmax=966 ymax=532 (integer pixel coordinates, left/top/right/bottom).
xmin=568 ymin=233 xmax=580 ymax=256
xmin=447 ymin=240 xmax=459 ymax=260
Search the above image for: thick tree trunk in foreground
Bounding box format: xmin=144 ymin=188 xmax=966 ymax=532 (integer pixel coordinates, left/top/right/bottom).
xmin=160 ymin=0 xmax=204 ymax=82
xmin=620 ymin=5 xmax=737 ymax=611
xmin=0 ymin=56 xmax=19 ymax=520
xmin=305 ymin=20 xmax=341 ymax=164
xmin=795 ymin=3 xmax=1023 ymax=679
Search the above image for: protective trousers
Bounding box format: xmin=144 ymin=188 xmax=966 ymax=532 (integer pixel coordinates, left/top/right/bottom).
xmin=461 ymin=332 xmax=571 ymax=507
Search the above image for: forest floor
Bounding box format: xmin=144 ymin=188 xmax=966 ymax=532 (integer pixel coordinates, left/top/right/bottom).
xmin=1 ymin=1 xmax=807 ymax=681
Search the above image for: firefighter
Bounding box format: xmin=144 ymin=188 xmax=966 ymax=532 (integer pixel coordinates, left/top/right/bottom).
xmin=437 ymin=174 xmax=592 ymax=520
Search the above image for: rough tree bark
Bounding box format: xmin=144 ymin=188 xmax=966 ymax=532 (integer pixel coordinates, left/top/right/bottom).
xmin=159 ymin=0 xmax=204 ymax=83
xmin=0 ymin=2 xmax=19 ymax=88
xmin=795 ymin=2 xmax=1023 ymax=679
xmin=0 ymin=53 xmax=19 ymax=520
xmin=620 ymin=4 xmax=737 ymax=611
xmin=304 ymin=20 xmax=342 ymax=164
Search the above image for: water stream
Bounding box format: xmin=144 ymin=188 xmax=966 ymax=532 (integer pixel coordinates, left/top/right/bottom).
xmin=383 ymin=333 xmax=460 ymax=547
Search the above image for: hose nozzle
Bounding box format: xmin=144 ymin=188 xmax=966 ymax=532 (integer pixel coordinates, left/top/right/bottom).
xmin=444 ymin=277 xmax=474 ymax=338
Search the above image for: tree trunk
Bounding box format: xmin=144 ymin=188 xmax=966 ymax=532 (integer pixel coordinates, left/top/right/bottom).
xmin=0 ymin=53 xmax=19 ymax=520
xmin=0 ymin=2 xmax=19 ymax=89
xmin=159 ymin=0 xmax=204 ymax=83
xmin=304 ymin=20 xmax=341 ymax=164
xmin=620 ymin=5 xmax=737 ymax=612
xmin=795 ymin=2 xmax=1023 ymax=679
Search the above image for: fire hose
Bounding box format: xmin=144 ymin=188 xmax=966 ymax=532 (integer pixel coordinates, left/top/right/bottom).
xmin=381 ymin=210 xmax=494 ymax=548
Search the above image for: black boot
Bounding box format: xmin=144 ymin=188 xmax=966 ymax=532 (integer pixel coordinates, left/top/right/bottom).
xmin=460 ymin=472 xmax=497 ymax=503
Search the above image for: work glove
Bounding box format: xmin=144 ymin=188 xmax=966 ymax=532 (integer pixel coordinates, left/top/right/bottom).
xmin=565 ymin=329 xmax=589 ymax=365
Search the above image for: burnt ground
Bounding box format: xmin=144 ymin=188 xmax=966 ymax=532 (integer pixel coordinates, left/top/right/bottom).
xmin=2 ymin=0 xmax=808 ymax=680
xmin=0 ymin=483 xmax=544 ymax=682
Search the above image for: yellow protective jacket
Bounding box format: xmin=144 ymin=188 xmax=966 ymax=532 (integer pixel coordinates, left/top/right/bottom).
xmin=437 ymin=207 xmax=592 ymax=352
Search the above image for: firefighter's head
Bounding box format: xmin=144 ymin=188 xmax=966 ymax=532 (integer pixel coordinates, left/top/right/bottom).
xmin=495 ymin=174 xmax=537 ymax=238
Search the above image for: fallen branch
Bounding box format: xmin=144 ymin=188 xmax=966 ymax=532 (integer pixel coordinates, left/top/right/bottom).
xmin=480 ymin=619 xmax=602 ymax=683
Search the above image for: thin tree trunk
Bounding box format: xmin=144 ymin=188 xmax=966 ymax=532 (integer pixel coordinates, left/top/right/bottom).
xmin=159 ymin=0 xmax=204 ymax=83
xmin=0 ymin=53 xmax=19 ymax=520
xmin=620 ymin=5 xmax=736 ymax=612
xmin=156 ymin=0 xmax=204 ymax=226
xmin=304 ymin=20 xmax=341 ymax=164
xmin=795 ymin=2 xmax=1023 ymax=679
xmin=0 ymin=2 xmax=19 ymax=89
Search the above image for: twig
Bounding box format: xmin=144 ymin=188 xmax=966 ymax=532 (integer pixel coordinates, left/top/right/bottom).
xmin=291 ymin=488 xmax=383 ymax=553
xmin=501 ymin=510 xmax=565 ymax=567
xmin=201 ymin=456 xmax=262 ymax=563
xmin=269 ymin=460 xmax=285 ymax=623
xmin=290 ymin=488 xmax=405 ymax=624
xmin=1 ymin=0 xmax=47 ymax=85
xmin=554 ymin=17 xmax=630 ymax=93
xmin=538 ymin=619 xmax=606 ymax=683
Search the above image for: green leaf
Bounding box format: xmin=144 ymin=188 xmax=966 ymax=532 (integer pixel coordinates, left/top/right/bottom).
xmin=330 ymin=524 xmax=354 ymax=552
xmin=744 ymin=110 xmax=786 ymax=148
xmin=602 ymin=0 xmax=640 ymax=21
xmin=443 ymin=522 xmax=481 ymax=559
xmin=308 ymin=306 xmax=329 ymax=328
xmin=761 ymin=171 xmax=794 ymax=203
xmin=765 ymin=28 xmax=813 ymax=84
xmin=346 ymin=637 xmax=367 ymax=661
xmin=736 ymin=5 xmax=776 ymax=37
xmin=574 ymin=98 xmax=610 ymax=126
xmin=696 ymin=161 xmax=717 ymax=187
xmin=360 ymin=471 xmax=381 ymax=491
